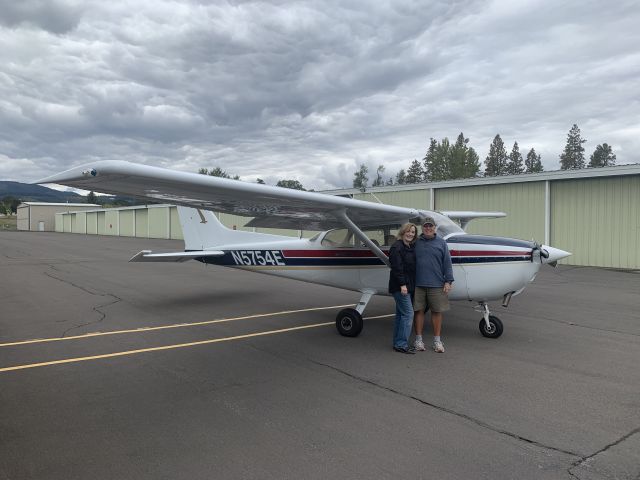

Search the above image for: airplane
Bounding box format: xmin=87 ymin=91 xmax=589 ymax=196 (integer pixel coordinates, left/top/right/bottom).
xmin=37 ymin=161 xmax=571 ymax=339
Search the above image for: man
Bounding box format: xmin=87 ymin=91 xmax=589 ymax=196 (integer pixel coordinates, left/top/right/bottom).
xmin=413 ymin=216 xmax=454 ymax=353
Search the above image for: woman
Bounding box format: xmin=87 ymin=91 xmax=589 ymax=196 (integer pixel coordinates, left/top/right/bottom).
xmin=388 ymin=223 xmax=418 ymax=354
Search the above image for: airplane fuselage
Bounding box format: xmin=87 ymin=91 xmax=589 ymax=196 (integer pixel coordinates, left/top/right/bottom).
xmin=194 ymin=233 xmax=542 ymax=303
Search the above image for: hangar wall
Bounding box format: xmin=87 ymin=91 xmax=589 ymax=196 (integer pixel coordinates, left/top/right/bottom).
xmin=352 ymin=189 xmax=432 ymax=210
xmin=551 ymin=176 xmax=640 ymax=269
xmin=434 ymin=182 xmax=546 ymax=242
xmin=56 ymin=205 xmax=185 ymax=240
xmin=17 ymin=203 xmax=100 ymax=231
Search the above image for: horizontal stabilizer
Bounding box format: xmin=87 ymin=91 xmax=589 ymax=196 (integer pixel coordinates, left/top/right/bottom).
xmin=440 ymin=211 xmax=506 ymax=230
xmin=129 ymin=250 xmax=225 ymax=263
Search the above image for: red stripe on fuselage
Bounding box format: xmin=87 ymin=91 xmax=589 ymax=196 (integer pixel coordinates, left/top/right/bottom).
xmin=450 ymin=250 xmax=531 ymax=257
xmin=282 ymin=249 xmax=389 ymax=258
xmin=281 ymin=249 xmax=530 ymax=258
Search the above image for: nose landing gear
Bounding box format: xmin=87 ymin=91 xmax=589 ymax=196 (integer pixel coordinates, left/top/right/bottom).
xmin=477 ymin=302 xmax=504 ymax=338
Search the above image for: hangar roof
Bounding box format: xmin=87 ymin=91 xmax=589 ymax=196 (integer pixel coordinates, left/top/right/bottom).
xmin=322 ymin=163 xmax=640 ymax=195
xmin=18 ymin=202 xmax=101 ymax=207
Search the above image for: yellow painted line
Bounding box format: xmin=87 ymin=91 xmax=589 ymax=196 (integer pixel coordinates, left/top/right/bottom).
xmin=0 ymin=322 xmax=335 ymax=373
xmin=361 ymin=314 xmax=393 ymax=320
xmin=0 ymin=304 xmax=354 ymax=347
xmin=0 ymin=314 xmax=395 ymax=374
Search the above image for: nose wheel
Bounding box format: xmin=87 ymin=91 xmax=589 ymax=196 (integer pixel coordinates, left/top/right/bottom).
xmin=479 ymin=315 xmax=503 ymax=338
xmin=477 ymin=302 xmax=504 ymax=338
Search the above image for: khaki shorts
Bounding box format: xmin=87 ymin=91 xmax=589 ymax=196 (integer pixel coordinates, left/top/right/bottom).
xmin=413 ymin=287 xmax=450 ymax=313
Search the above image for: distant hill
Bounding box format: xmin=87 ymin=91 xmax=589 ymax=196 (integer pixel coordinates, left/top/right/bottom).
xmin=0 ymin=181 xmax=84 ymax=202
xmin=0 ymin=181 xmax=145 ymax=206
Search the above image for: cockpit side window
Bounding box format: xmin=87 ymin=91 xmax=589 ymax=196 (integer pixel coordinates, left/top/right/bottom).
xmin=321 ymin=225 xmax=400 ymax=247
xmin=321 ymin=229 xmax=353 ymax=247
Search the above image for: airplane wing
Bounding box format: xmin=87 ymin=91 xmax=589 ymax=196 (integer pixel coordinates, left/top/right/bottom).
xmin=439 ymin=211 xmax=506 ymax=231
xmin=36 ymin=161 xmax=424 ymax=230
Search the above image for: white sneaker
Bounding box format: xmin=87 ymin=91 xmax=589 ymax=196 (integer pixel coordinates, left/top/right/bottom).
xmin=434 ymin=341 xmax=445 ymax=353
xmin=414 ymin=339 xmax=426 ymax=351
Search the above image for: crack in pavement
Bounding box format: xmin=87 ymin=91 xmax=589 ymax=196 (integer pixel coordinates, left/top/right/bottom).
xmin=312 ymin=360 xmax=582 ymax=459
xmin=567 ymin=427 xmax=640 ymax=479
xmin=506 ymin=311 xmax=640 ymax=338
xmin=44 ymin=265 xmax=122 ymax=337
xmin=314 ymin=361 xmax=640 ymax=479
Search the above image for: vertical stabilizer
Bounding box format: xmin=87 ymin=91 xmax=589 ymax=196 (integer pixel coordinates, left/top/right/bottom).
xmin=177 ymin=207 xmax=238 ymax=250
xmin=177 ymin=206 xmax=285 ymax=250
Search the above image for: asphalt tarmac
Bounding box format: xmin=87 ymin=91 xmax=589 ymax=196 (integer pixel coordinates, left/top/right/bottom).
xmin=1 ymin=231 xmax=639 ymax=480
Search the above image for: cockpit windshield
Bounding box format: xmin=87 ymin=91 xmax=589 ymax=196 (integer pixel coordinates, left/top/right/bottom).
xmin=429 ymin=212 xmax=464 ymax=238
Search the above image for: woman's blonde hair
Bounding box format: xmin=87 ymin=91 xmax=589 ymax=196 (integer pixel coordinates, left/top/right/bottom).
xmin=396 ymin=222 xmax=418 ymax=242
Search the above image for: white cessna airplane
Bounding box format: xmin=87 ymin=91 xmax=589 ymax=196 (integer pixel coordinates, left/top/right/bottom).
xmin=38 ymin=161 xmax=570 ymax=339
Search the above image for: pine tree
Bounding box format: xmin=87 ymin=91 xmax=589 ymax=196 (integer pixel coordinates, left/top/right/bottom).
xmin=87 ymin=191 xmax=97 ymax=204
xmin=371 ymin=165 xmax=386 ymax=187
xmin=559 ymin=124 xmax=587 ymax=170
xmin=198 ymin=167 xmax=235 ymax=178
xmin=484 ymin=135 xmax=509 ymax=176
xmin=432 ymin=139 xmax=451 ymax=181
xmin=525 ymin=148 xmax=544 ymax=173
xmin=507 ymin=142 xmax=524 ymax=175
xmin=423 ymin=134 xmax=480 ymax=181
xmin=465 ymin=148 xmax=481 ymax=178
xmin=353 ymin=164 xmax=369 ymax=190
xmin=423 ymin=138 xmax=439 ymax=181
xmin=451 ymin=132 xmax=481 ymax=179
xmin=449 ymin=134 xmax=468 ymax=179
xmin=276 ymin=179 xmax=306 ymax=190
xmin=395 ymin=169 xmax=406 ymax=185
xmin=405 ymin=159 xmax=424 ymax=184
xmin=588 ymin=143 xmax=616 ymax=167
xmin=423 ymin=138 xmax=450 ymax=181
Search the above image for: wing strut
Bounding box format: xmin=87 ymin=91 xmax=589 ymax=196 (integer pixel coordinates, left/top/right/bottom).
xmin=334 ymin=210 xmax=391 ymax=268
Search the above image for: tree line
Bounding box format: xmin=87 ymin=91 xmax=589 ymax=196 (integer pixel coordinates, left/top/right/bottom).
xmin=198 ymin=167 xmax=307 ymax=191
xmin=353 ymin=124 xmax=616 ymax=189
xmin=195 ymin=123 xmax=616 ymax=192
xmin=0 ymin=196 xmax=21 ymax=215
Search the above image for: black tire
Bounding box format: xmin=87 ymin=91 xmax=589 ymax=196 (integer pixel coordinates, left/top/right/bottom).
xmin=335 ymin=308 xmax=363 ymax=337
xmin=479 ymin=315 xmax=503 ymax=338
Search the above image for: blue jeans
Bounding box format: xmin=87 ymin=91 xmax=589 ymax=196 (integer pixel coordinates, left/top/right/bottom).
xmin=392 ymin=291 xmax=414 ymax=349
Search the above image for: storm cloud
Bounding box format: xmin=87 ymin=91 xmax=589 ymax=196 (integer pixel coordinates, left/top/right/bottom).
xmin=1 ymin=0 xmax=638 ymax=189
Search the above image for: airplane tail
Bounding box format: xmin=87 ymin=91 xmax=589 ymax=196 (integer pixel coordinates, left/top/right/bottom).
xmin=177 ymin=206 xmax=280 ymax=250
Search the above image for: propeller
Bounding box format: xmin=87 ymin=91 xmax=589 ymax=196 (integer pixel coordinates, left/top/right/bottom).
xmin=532 ymin=241 xmax=571 ymax=267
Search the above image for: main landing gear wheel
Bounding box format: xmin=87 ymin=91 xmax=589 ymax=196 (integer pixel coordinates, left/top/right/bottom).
xmin=479 ymin=315 xmax=504 ymax=338
xmin=335 ymin=308 xmax=363 ymax=337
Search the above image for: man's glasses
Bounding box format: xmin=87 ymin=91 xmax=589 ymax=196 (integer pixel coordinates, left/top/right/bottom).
xmin=423 ymin=223 xmax=435 ymax=227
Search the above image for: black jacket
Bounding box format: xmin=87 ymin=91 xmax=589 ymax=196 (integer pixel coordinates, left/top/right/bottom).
xmin=388 ymin=239 xmax=416 ymax=294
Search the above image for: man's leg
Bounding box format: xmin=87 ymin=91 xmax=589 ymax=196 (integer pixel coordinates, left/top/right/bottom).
xmin=431 ymin=312 xmax=442 ymax=337
xmin=413 ymin=309 xmax=424 ymax=337
xmin=412 ymin=287 xmax=427 ymax=351
xmin=431 ymin=311 xmax=445 ymax=352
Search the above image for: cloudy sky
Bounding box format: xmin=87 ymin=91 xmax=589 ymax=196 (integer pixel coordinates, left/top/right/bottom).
xmin=1 ymin=0 xmax=639 ymax=190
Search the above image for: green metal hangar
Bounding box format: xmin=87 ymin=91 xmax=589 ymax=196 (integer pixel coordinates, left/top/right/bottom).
xmin=53 ymin=164 xmax=640 ymax=269
xmin=325 ymin=164 xmax=640 ymax=270
xmin=17 ymin=202 xmax=100 ymax=232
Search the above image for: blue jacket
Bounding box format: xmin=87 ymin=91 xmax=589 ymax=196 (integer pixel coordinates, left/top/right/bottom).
xmin=415 ymin=234 xmax=454 ymax=287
